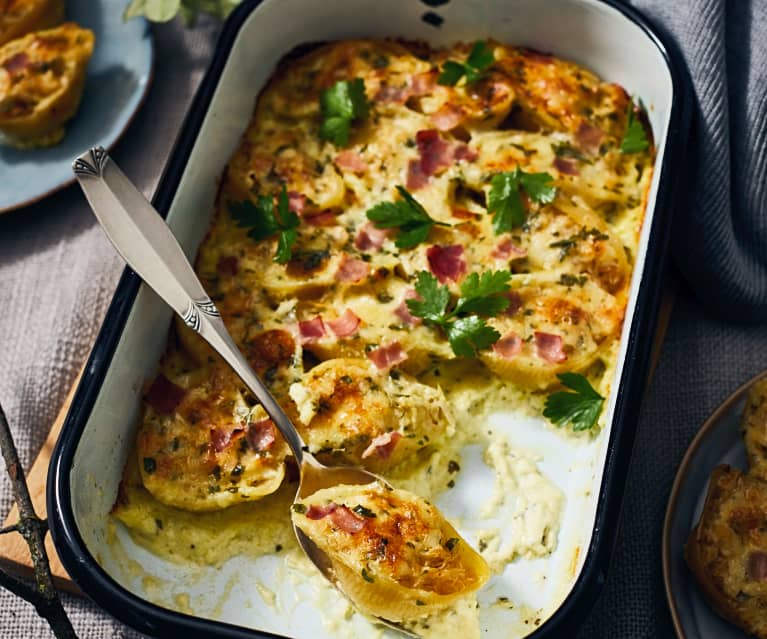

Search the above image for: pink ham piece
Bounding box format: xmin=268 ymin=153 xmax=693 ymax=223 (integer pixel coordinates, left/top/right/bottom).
xmin=145 ymin=374 xmax=186 ymax=416
xmin=427 ymin=244 xmax=467 ymax=283
xmin=407 ymin=130 xmax=478 ymax=190
xmin=354 ymin=222 xmax=389 ymax=252
xmin=375 ymin=84 xmax=409 ymax=103
xmin=304 ymin=503 xmax=367 ymax=533
xmin=210 ymin=427 xmax=244 ymax=453
xmin=287 ymin=191 xmax=306 ymax=215
xmin=3 ymin=53 xmax=30 ymax=74
xmin=504 ymin=291 xmax=524 ymax=316
xmin=306 ymin=503 xmax=337 ymax=520
xmin=329 ymin=506 xmax=367 ymax=533
xmin=410 ymin=71 xmax=437 ymax=96
xmin=453 ymin=144 xmax=478 ymax=163
xmin=554 ymin=156 xmax=579 ymax=176
xmin=493 ymin=332 xmax=522 ymax=359
xmin=492 ymin=236 xmax=527 ymax=261
xmin=334 ymin=149 xmax=366 ymax=173
xmin=575 ymin=122 xmax=605 ymax=156
xmin=416 ymin=129 xmax=453 ymax=176
xmin=430 ymin=104 xmax=464 ymax=131
xmin=298 ymin=317 xmax=327 ymax=344
xmin=394 ymin=289 xmax=421 ymax=326
xmin=216 ymin=255 xmax=239 ymax=277
xmin=748 ymin=551 xmax=767 ymax=581
xmin=335 ymin=254 xmax=370 ymax=283
xmin=362 ymin=431 xmax=403 ymax=460
xmin=326 ymin=309 xmax=361 ymax=338
xmin=406 ymin=159 xmax=429 ymax=191
xmin=247 ymin=418 xmax=276 ymax=452
xmin=535 ymin=331 xmax=568 ymax=363
xmin=367 ymin=341 xmax=408 ymax=370
xmin=303 ymin=210 xmax=338 ymax=227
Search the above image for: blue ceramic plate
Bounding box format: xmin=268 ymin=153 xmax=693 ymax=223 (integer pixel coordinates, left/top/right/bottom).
xmin=0 ymin=0 xmax=153 ymax=213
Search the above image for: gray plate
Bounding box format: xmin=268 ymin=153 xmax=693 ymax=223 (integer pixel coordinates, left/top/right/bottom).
xmin=663 ymin=370 xmax=767 ymax=638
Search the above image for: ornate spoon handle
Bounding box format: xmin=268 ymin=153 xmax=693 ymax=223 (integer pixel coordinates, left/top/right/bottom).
xmin=72 ymin=147 xmax=306 ymax=463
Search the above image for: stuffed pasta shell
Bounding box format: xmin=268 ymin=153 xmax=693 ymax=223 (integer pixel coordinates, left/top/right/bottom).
xmin=136 ymin=361 xmax=288 ymax=512
xmin=0 ymin=22 xmax=94 ymax=147
xmin=289 ymin=358 xmax=454 ymax=472
xmin=291 ymin=481 xmax=489 ymax=624
xmin=0 ymin=0 xmax=64 ymax=46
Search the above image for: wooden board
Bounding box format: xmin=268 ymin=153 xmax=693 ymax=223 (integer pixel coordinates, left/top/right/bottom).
xmin=0 ymin=278 xmax=677 ymax=596
xmin=0 ymin=370 xmax=82 ymax=595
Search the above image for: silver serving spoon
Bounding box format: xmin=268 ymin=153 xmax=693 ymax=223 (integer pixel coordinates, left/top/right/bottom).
xmin=72 ymin=147 xmax=414 ymax=636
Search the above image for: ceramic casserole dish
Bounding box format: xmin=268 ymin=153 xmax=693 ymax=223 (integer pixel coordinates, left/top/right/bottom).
xmin=48 ymin=1 xmax=691 ymax=637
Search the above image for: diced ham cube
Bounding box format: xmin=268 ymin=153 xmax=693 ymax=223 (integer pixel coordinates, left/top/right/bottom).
xmin=534 ymin=331 xmax=568 ymax=363
xmin=247 ymin=418 xmax=276 ymax=452
xmin=367 ymin=342 xmax=408 ymax=370
xmin=354 ymin=223 xmax=389 ymax=252
xmin=325 ymin=309 xmax=361 ymax=338
xmin=329 ymin=506 xmax=367 ymax=533
xmin=362 ymin=431 xmax=403 ymax=460
xmin=334 ymin=150 xmax=367 ymax=173
xmin=427 ymin=244 xmax=467 ymax=283
xmin=145 ymin=374 xmax=186 ymax=416
xmin=335 ymin=254 xmax=370 ymax=283
xmin=492 ymin=332 xmax=522 ymax=359
xmin=298 ymin=317 xmax=327 ymax=344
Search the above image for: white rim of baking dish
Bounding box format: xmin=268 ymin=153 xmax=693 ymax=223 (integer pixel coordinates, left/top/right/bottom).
xmin=48 ymin=1 xmax=693 ymax=637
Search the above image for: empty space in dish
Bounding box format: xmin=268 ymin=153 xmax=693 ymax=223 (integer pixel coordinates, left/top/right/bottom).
xmin=64 ymin=0 xmax=675 ymax=637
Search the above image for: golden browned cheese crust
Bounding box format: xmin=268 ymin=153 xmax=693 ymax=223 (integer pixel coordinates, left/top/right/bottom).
xmin=125 ymin=38 xmax=653 ymax=513
xmin=291 ymin=482 xmax=490 ymax=622
xmin=0 ymin=21 xmax=94 ymax=147
xmin=687 ymin=380 xmax=767 ymax=637
xmin=686 ymin=466 xmax=767 ymax=639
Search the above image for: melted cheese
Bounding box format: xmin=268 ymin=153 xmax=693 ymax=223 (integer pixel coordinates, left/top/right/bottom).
xmin=111 ymin=37 xmax=654 ymax=637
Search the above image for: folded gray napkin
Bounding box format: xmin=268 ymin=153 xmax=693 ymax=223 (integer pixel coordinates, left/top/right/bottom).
xmin=628 ymin=0 xmax=767 ymax=320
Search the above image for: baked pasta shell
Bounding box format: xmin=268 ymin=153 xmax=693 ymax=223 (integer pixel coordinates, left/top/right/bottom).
xmin=289 ymin=358 xmax=454 ymax=472
xmin=292 ymin=482 xmax=489 ymax=623
xmin=0 ymin=22 xmax=94 ymax=147
xmin=0 ymin=0 xmax=64 ymax=47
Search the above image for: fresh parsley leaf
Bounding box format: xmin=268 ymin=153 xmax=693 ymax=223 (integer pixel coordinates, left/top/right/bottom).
xmin=543 ymin=372 xmax=605 ymax=431
xmin=465 ymin=41 xmax=494 ymax=79
xmin=438 ymin=60 xmax=466 ymax=86
xmin=320 ymin=78 xmax=369 ymax=147
xmin=229 ymin=185 xmax=299 ymax=264
xmin=454 ymin=270 xmax=511 ymax=316
xmin=447 ymin=316 xmax=501 ymax=358
xmin=366 ymin=186 xmax=449 ymax=249
xmin=406 ymin=270 xmax=509 ymax=357
xmin=406 ymin=271 xmax=451 ymax=322
xmin=620 ymin=98 xmax=650 ymax=154
xmin=438 ymin=40 xmax=495 ymax=86
xmin=488 ymin=168 xmax=556 ymax=234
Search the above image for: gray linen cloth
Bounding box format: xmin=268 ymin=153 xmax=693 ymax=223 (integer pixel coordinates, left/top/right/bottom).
xmin=633 ymin=0 xmax=767 ymax=321
xmin=1 ymin=2 xmax=767 ymax=638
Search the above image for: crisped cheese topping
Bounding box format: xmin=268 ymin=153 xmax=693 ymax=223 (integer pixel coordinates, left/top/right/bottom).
xmin=111 ymin=37 xmax=654 ymax=637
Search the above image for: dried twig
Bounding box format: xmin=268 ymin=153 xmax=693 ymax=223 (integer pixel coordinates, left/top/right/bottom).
xmin=0 ymin=402 xmax=77 ymax=638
